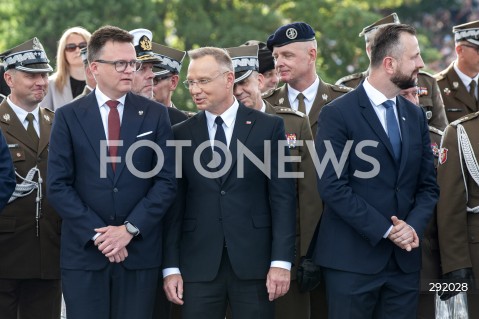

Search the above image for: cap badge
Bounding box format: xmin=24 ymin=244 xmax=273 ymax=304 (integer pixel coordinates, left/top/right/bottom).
xmin=43 ymin=114 xmax=50 ymax=122
xmin=279 ymin=98 xmax=284 ymax=105
xmin=443 ymin=88 xmax=451 ymax=95
xmin=322 ymin=93 xmax=328 ymax=101
xmin=285 ymin=28 xmax=298 ymax=40
xmin=2 ymin=113 xmax=10 ymax=122
xmin=286 ymin=133 xmax=297 ymax=148
xmin=453 ymin=81 xmax=459 ymax=89
xmin=32 ymin=38 xmax=42 ymax=50
xmin=139 ymin=35 xmax=152 ymax=51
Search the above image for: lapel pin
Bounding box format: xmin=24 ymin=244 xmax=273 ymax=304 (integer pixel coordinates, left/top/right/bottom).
xmin=246 ymin=120 xmax=252 ymax=125
xmin=138 ymin=110 xmax=144 ymax=116
xmin=322 ymin=93 xmax=328 ymax=101
xmin=402 ymin=117 xmax=406 ymax=121
xmin=43 ymin=114 xmax=50 ymax=122
xmin=279 ymin=98 xmax=284 ymax=105
xmin=443 ymin=88 xmax=451 ymax=95
xmin=2 ymin=113 xmax=10 ymax=122
xmin=453 ymin=82 xmax=459 ymax=89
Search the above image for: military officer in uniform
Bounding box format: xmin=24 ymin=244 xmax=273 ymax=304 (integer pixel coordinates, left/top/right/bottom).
xmin=434 ymin=20 xmax=479 ymax=123
xmin=242 ymin=40 xmax=279 ymax=95
xmin=227 ymin=44 xmax=319 ymax=319
xmin=0 ymin=38 xmax=62 ymax=319
xmin=264 ymin=22 xmax=350 ymax=138
xmin=436 ymin=111 xmax=479 ymax=319
xmin=336 ymin=13 xmax=448 ymax=131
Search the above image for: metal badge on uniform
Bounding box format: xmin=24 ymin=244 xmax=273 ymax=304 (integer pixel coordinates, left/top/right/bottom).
xmin=286 ymin=28 xmax=298 ymax=40
xmin=2 ymin=113 xmax=10 ymax=122
xmin=430 ymin=142 xmax=439 ymax=157
xmin=286 ymin=133 xmax=297 ymax=148
xmin=138 ymin=110 xmax=144 ymax=115
xmin=453 ymin=82 xmax=459 ymax=89
xmin=322 ymin=94 xmax=328 ymax=101
xmin=43 ymin=114 xmax=50 ymax=122
xmin=443 ymin=88 xmax=451 ymax=95
xmin=439 ymin=147 xmax=448 ymax=164
xmin=279 ymin=98 xmax=284 ymax=105
xmin=417 ymin=87 xmax=428 ymax=96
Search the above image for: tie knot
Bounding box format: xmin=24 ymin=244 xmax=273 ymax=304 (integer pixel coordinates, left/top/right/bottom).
xmin=297 ymin=93 xmax=305 ymax=102
xmin=106 ymin=100 xmax=119 ymax=109
xmin=215 ymin=116 xmax=224 ymax=126
xmin=26 ymin=113 xmax=35 ymax=123
xmin=383 ymin=100 xmax=394 ymax=109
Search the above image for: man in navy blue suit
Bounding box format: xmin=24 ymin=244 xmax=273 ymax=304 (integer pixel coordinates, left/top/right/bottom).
xmin=314 ymin=24 xmax=439 ymax=318
xmin=47 ymin=25 xmax=176 ymax=319
xmin=162 ymin=47 xmax=296 ymax=319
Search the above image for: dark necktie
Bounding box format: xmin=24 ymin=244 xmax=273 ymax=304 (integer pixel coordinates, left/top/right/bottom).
xmin=106 ymin=100 xmax=120 ymax=172
xmin=26 ymin=113 xmax=39 ymax=148
xmin=383 ymin=100 xmax=401 ymax=162
xmin=213 ymin=116 xmax=227 ymax=174
xmin=470 ymin=79 xmax=477 ymax=105
xmin=297 ymin=93 xmax=306 ymax=114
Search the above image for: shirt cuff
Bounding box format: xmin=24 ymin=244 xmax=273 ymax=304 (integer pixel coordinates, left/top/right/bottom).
xmin=383 ymin=225 xmax=394 ymax=238
xmin=163 ymin=267 xmax=181 ymax=278
xmin=92 ymin=232 xmax=101 ymax=241
xmin=270 ymin=261 xmax=291 ymax=271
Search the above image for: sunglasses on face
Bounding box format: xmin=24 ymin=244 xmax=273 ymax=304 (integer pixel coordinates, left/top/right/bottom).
xmin=65 ymin=42 xmax=87 ymax=52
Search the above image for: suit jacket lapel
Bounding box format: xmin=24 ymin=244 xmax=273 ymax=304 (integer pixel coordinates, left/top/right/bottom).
xmin=38 ymin=108 xmax=53 ymax=154
xmin=0 ymin=100 xmax=38 ymax=152
xmin=357 ymin=85 xmax=397 ymax=163
xmin=188 ymin=111 xmax=212 ymax=169
xmin=396 ymin=98 xmax=410 ymax=177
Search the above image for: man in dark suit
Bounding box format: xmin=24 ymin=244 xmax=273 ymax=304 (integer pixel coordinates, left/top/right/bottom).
xmin=0 ymin=37 xmax=61 ymax=319
xmin=314 ymin=24 xmax=439 ymax=318
xmin=46 ymin=25 xmax=177 ymax=319
xmin=162 ymin=46 xmax=296 ymax=319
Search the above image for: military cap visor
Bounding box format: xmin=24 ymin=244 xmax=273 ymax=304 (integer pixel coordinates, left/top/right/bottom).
xmin=151 ymin=42 xmax=186 ymax=75
xmin=358 ymin=13 xmax=400 ymax=37
xmin=454 ymin=20 xmax=479 ymax=46
xmin=1 ymin=38 xmax=53 ymax=73
xmin=266 ymin=22 xmax=315 ymax=51
xmin=243 ymin=40 xmax=275 ymax=74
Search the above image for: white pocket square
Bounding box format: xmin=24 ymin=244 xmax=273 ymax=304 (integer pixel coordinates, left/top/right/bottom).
xmin=136 ymin=131 xmax=153 ymax=138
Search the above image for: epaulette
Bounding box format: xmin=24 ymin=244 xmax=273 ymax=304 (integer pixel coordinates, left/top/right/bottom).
xmin=261 ymin=88 xmax=276 ymax=99
xmin=42 ymin=107 xmax=54 ymax=115
xmin=273 ymin=106 xmax=306 ymax=118
xmin=335 ymin=73 xmax=363 ymax=86
xmin=331 ymin=84 xmax=353 ymax=93
xmin=428 ymin=125 xmax=444 ymax=136
xmin=450 ymin=112 xmax=479 ymax=126
xmin=433 ymin=71 xmax=446 ymax=81
xmin=418 ymin=70 xmax=435 ymax=78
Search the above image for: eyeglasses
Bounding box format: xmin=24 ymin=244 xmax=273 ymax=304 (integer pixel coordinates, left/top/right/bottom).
xmin=183 ymin=71 xmax=229 ymax=89
xmin=94 ymin=59 xmax=142 ymax=72
xmin=153 ymin=75 xmax=173 ymax=85
xmin=65 ymin=42 xmax=87 ymax=52
xmin=462 ymin=44 xmax=479 ymax=54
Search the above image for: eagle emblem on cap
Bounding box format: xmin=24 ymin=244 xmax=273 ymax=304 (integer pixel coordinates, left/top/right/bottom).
xmin=32 ymin=37 xmax=42 ymax=50
xmin=2 ymin=113 xmax=10 ymax=122
xmin=286 ymin=28 xmax=298 ymax=40
xmin=140 ymin=35 xmax=152 ymax=51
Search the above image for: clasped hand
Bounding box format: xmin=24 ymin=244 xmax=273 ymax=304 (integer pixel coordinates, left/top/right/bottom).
xmin=94 ymin=225 xmax=133 ymax=263
xmin=387 ymin=216 xmax=419 ymax=251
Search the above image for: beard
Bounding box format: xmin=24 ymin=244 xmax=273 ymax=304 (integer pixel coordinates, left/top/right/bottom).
xmin=391 ymin=69 xmax=418 ymax=90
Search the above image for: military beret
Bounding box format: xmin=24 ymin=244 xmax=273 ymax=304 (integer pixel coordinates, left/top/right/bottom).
xmin=359 ymin=13 xmax=400 ymax=37
xmin=453 ymin=20 xmax=479 ymax=45
xmin=243 ymin=40 xmax=275 ymax=74
xmin=266 ymin=22 xmax=315 ymax=51
xmin=129 ymin=28 xmax=160 ymax=63
xmin=0 ymin=37 xmax=53 ymax=73
xmin=151 ymin=42 xmax=186 ymax=76
xmin=225 ymin=45 xmax=259 ymax=83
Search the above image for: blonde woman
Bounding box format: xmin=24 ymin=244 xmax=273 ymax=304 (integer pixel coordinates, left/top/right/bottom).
xmin=40 ymin=26 xmax=91 ymax=111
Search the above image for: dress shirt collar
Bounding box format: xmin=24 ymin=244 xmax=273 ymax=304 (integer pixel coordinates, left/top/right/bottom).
xmin=454 ymin=61 xmax=479 ymax=88
xmin=287 ymin=75 xmax=319 ymax=104
xmin=95 ymin=87 xmax=127 ymax=108
xmin=363 ymin=77 xmax=396 ymax=107
xmin=6 ymin=96 xmax=40 ymax=123
xmin=205 ymin=98 xmax=239 ymax=131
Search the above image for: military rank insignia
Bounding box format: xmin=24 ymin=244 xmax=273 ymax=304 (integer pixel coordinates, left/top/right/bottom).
xmin=443 ymin=88 xmax=451 ymax=95
xmin=417 ymin=87 xmax=428 ymax=97
xmin=430 ymin=142 xmax=439 ymax=157
xmin=439 ymin=147 xmax=448 ymax=165
xmin=286 ymin=133 xmax=297 ymax=148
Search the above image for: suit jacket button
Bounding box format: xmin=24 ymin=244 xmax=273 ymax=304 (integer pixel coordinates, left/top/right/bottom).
xmin=113 ymin=188 xmax=118 ymax=193
xmin=220 ymin=190 xmax=226 ymax=196
xmin=396 ymin=187 xmax=400 ymax=192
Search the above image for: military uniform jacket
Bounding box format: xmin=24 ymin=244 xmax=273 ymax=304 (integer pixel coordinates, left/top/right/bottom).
xmin=337 ymin=70 xmax=448 ymax=131
xmin=0 ymin=100 xmax=61 ymax=279
xmin=437 ymin=112 xmax=479 ymax=279
xmin=264 ymin=77 xmax=350 ymax=136
xmin=435 ymin=62 xmax=478 ymax=123
xmin=264 ymin=102 xmax=322 ymax=279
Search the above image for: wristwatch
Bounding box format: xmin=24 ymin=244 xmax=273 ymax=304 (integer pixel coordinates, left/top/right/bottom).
xmin=124 ymin=221 xmax=140 ymax=236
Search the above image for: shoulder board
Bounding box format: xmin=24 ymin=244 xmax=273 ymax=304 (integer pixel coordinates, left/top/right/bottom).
xmin=335 ymin=73 xmax=363 ymax=86
xmin=261 ymin=88 xmax=277 ymax=99
xmin=273 ymin=106 xmax=306 ymax=118
xmin=418 ymin=70 xmax=435 ymax=78
xmin=331 ymin=84 xmax=353 ymax=93
xmin=450 ymin=112 xmax=479 ymax=126
xmin=428 ymin=125 xmax=444 ymax=136
xmin=434 ymin=71 xmax=446 ymax=81
xmin=42 ymin=107 xmax=54 ymax=115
